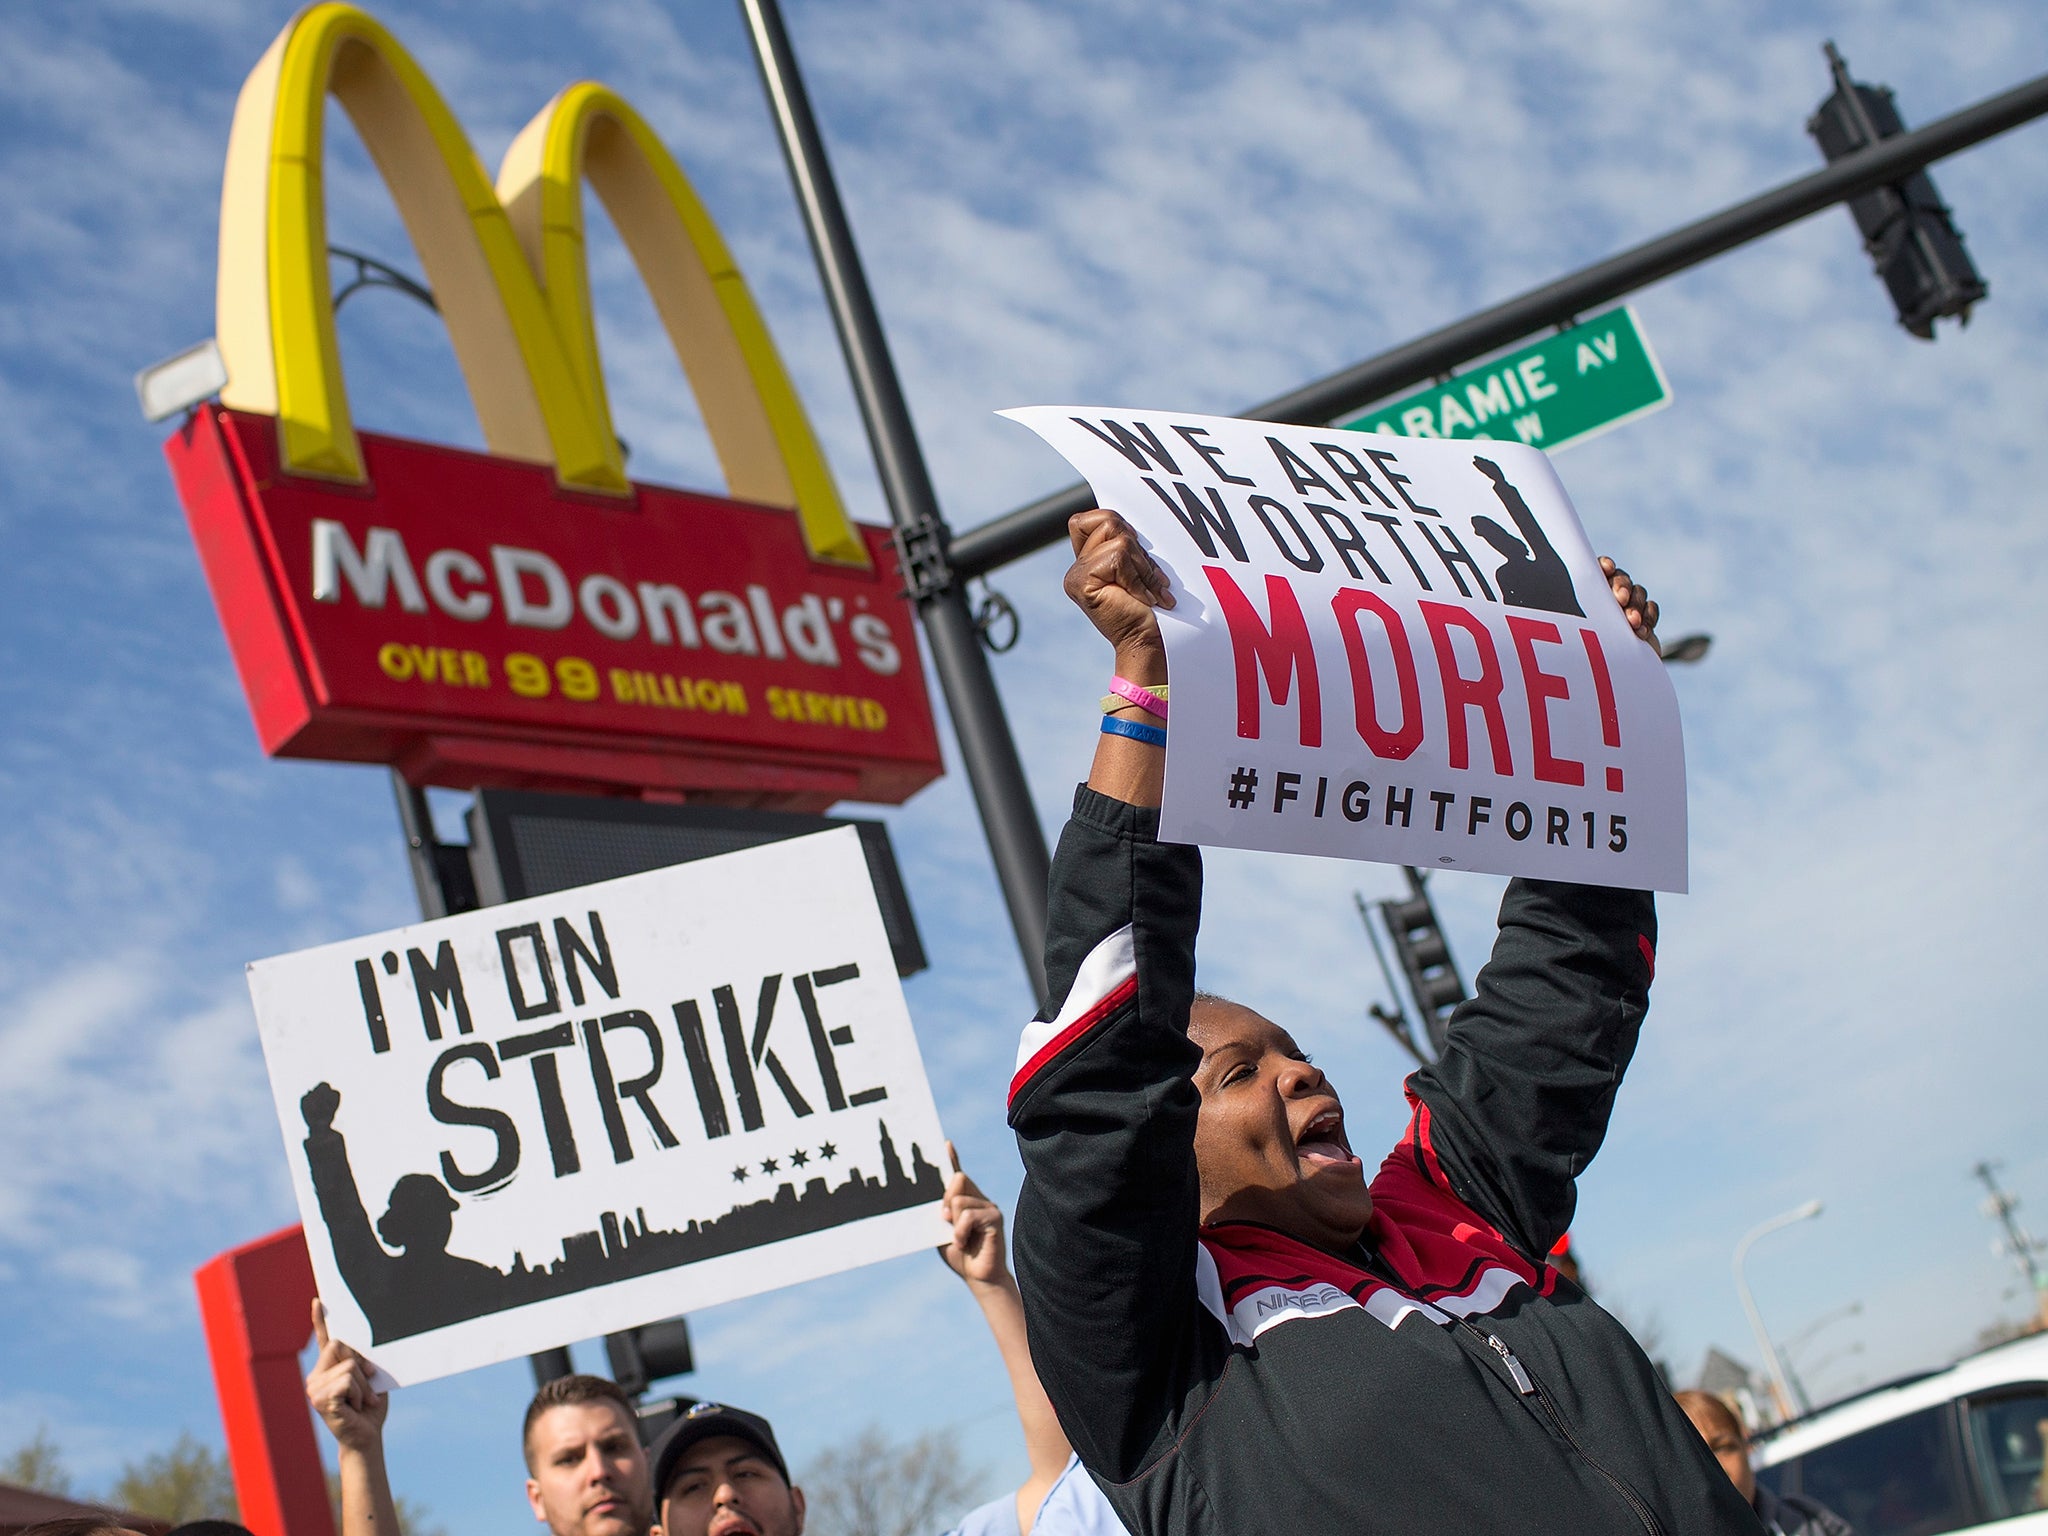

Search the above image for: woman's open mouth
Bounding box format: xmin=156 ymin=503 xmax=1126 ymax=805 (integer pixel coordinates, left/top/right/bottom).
xmin=1295 ymin=1107 xmax=1358 ymax=1169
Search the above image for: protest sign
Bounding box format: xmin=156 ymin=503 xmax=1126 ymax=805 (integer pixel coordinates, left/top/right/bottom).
xmin=1002 ymin=408 xmax=1686 ymax=891
xmin=248 ymin=828 xmax=947 ymax=1386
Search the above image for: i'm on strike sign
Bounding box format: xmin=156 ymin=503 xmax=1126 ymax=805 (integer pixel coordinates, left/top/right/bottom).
xmin=1005 ymin=408 xmax=1687 ymax=892
xmin=249 ymin=828 xmax=948 ymax=1386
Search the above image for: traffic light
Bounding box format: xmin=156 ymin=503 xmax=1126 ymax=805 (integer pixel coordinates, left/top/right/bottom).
xmin=1809 ymin=42 xmax=1986 ymax=339
xmin=1378 ymin=868 xmax=1467 ymax=1059
xmin=605 ymin=1314 xmax=696 ymax=1397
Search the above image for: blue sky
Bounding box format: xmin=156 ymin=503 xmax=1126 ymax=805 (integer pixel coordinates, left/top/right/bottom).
xmin=3 ymin=0 xmax=2046 ymax=1530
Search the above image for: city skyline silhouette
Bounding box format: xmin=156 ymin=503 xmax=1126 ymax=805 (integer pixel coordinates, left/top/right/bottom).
xmin=302 ymin=1082 xmax=943 ymax=1344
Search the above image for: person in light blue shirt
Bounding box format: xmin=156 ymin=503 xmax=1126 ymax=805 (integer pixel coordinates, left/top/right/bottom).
xmin=945 ymin=1454 xmax=1129 ymax=1536
xmin=935 ymin=1150 xmax=1131 ymax=1536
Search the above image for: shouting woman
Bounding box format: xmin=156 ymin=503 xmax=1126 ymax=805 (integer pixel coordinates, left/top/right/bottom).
xmin=1007 ymin=507 xmax=1758 ymax=1536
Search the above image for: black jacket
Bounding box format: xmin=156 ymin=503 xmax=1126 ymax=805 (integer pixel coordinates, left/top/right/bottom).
xmin=1007 ymin=787 xmax=1762 ymax=1536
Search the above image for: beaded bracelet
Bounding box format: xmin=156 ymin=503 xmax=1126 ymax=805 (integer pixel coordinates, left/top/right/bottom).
xmin=1100 ymin=715 xmax=1167 ymax=748
xmin=1100 ymin=677 xmax=1169 ymax=719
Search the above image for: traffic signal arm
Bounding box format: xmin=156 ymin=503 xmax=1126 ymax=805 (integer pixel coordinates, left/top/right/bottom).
xmin=1355 ymin=890 xmax=1431 ymax=1066
xmin=1377 ymin=869 xmax=1468 ymax=1061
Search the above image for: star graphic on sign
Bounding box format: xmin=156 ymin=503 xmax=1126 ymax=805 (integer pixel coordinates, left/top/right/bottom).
xmin=732 ymin=1165 xmax=749 ymax=1183
xmin=790 ymin=1148 xmax=810 ymax=1167
xmin=818 ymin=1142 xmax=838 ymax=1161
xmin=761 ymin=1157 xmax=780 ymax=1174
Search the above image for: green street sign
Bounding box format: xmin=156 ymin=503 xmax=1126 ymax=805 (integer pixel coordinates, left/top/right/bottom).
xmin=1342 ymin=305 xmax=1671 ymax=453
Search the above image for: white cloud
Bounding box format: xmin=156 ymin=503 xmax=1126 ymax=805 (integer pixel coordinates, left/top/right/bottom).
xmin=0 ymin=953 xmax=291 ymax=1293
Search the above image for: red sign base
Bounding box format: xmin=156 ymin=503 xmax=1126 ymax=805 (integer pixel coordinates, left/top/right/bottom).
xmin=194 ymin=1227 xmax=332 ymax=1536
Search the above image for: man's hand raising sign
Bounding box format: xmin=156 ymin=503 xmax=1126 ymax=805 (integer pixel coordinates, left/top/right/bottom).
xmin=307 ymin=1301 xmax=402 ymax=1536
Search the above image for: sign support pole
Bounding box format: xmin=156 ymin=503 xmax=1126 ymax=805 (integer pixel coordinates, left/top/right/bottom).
xmin=391 ymin=771 xmax=475 ymax=920
xmin=738 ymin=0 xmax=1051 ymax=1006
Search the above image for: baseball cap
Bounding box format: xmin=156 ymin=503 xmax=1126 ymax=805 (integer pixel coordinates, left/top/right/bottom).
xmin=650 ymin=1400 xmax=790 ymax=1499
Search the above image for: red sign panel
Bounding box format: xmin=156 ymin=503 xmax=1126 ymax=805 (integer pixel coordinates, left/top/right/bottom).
xmin=167 ymin=407 xmax=942 ymax=808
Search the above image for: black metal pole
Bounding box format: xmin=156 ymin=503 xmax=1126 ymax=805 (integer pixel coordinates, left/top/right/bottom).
xmin=949 ymin=68 xmax=2048 ymax=579
xmin=390 ymin=770 xmax=477 ymax=918
xmin=737 ymin=0 xmax=1051 ymax=1005
xmin=389 ymin=772 xmax=568 ymax=1384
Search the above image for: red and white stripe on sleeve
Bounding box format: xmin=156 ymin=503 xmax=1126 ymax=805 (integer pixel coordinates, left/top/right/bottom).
xmin=1009 ymin=924 xmax=1137 ymax=1106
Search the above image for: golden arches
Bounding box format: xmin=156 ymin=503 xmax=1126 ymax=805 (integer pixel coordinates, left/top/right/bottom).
xmin=214 ymin=4 xmax=865 ymax=567
xmin=217 ymin=4 xmax=621 ymax=490
xmin=498 ymin=83 xmax=865 ymax=565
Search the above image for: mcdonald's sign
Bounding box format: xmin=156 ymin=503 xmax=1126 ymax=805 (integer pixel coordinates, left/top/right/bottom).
xmin=165 ymin=3 xmax=941 ymax=807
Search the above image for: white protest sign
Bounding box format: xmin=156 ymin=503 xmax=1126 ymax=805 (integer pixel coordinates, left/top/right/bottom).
xmin=248 ymin=828 xmax=947 ymax=1386
xmin=1003 ymin=407 xmax=1687 ymax=891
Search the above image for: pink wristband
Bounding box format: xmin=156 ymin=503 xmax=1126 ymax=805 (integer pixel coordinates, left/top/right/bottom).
xmin=1108 ymin=676 xmax=1168 ymax=720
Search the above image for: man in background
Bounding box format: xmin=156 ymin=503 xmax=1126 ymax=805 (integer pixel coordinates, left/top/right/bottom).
xmin=646 ymin=1402 xmax=804 ymax=1536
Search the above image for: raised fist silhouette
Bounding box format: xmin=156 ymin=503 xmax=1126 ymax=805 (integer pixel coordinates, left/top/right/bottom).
xmin=302 ymin=1081 xmax=341 ymax=1133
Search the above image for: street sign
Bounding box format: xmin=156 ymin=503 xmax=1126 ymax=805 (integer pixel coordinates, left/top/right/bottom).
xmin=1342 ymin=306 xmax=1670 ymax=453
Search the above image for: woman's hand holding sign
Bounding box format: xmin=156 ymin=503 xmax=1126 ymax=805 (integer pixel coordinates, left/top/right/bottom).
xmin=1064 ymin=513 xmax=1663 ymax=663
xmin=1065 ymin=506 xmax=1176 ymax=668
xmin=1600 ymin=556 xmax=1661 ymax=655
xmin=1067 ymin=507 xmax=1175 ymax=808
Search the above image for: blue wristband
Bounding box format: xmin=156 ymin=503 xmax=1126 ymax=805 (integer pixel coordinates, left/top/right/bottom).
xmin=1101 ymin=714 xmax=1167 ymax=748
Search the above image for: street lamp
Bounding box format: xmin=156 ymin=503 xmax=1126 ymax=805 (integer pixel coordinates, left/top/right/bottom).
xmin=1734 ymin=1199 xmax=1824 ymax=1421
xmin=1661 ymin=633 xmax=1713 ymax=665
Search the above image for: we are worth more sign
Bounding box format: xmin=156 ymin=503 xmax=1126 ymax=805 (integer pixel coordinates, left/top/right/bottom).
xmin=1005 ymin=408 xmax=1686 ymax=891
xmin=249 ymin=829 xmax=947 ymax=1385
